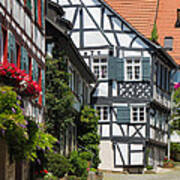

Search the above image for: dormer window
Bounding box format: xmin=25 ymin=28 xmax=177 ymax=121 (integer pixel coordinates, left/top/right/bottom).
xmin=175 ymin=9 xmax=180 ymax=27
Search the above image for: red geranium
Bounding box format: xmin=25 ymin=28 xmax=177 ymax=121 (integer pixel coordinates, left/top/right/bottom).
xmin=0 ymin=62 xmax=42 ymax=99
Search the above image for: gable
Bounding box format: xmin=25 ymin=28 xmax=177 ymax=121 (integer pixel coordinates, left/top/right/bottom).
xmin=53 ymin=0 xmax=152 ymax=53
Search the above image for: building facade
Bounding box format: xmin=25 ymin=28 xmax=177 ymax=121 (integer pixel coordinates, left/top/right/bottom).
xmin=0 ymin=0 xmax=45 ymax=179
xmin=53 ymin=0 xmax=177 ymax=172
xmin=46 ymin=0 xmax=96 ymax=156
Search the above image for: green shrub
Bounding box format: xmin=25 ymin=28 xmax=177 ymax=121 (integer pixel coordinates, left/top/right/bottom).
xmin=68 ymin=151 xmax=88 ymax=178
xmin=67 ymin=175 xmax=80 ymax=180
xmin=146 ymin=165 xmax=153 ymax=170
xmin=46 ymin=152 xmax=71 ymax=178
xmin=79 ymin=151 xmax=93 ymax=161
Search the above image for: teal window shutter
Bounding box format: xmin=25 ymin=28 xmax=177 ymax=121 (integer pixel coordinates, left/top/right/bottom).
xmin=41 ymin=0 xmax=44 ymax=27
xmin=42 ymin=69 xmax=45 ymax=106
xmin=8 ymin=32 xmax=12 ymax=62
xmin=36 ymin=62 xmax=39 ymax=82
xmin=117 ymin=106 xmax=130 ymax=123
xmin=108 ymin=57 xmax=116 ymax=80
xmin=33 ymin=59 xmax=36 ymax=81
xmin=34 ymin=0 xmax=38 ymax=22
xmin=21 ymin=46 xmax=24 ymax=70
xmin=12 ymin=34 xmax=17 ymax=65
xmin=24 ymin=48 xmax=29 ymax=74
xmin=27 ymin=0 xmax=32 ymax=10
xmin=116 ymin=58 xmax=124 ymax=81
xmin=108 ymin=57 xmax=124 ymax=81
xmin=142 ymin=57 xmax=151 ymax=81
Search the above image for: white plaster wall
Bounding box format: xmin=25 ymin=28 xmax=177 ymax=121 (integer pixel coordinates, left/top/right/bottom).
xmin=112 ymin=81 xmax=117 ymax=96
xmin=131 ymin=152 xmax=143 ymax=165
xmin=102 ymin=125 xmax=110 ymax=137
xmin=93 ymin=82 xmax=108 ymax=97
xmin=99 ymin=141 xmax=123 ymax=171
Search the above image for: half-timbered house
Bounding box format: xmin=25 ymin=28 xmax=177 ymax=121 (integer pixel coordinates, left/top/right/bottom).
xmin=0 ymin=0 xmax=45 ymax=179
xmin=51 ymin=0 xmax=177 ymax=172
xmin=46 ymin=0 xmax=96 ymax=156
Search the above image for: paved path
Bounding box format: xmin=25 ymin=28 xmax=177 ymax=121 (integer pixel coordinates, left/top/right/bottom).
xmin=103 ymin=167 xmax=180 ymax=180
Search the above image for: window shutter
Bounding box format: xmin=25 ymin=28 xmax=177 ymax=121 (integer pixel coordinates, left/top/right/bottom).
xmin=162 ymin=66 xmax=165 ymax=90
xmin=116 ymin=58 xmax=124 ymax=81
xmin=27 ymin=0 xmax=32 ymax=10
xmin=108 ymin=57 xmax=124 ymax=81
xmin=42 ymin=69 xmax=45 ymax=106
xmin=34 ymin=0 xmax=38 ymax=22
xmin=33 ymin=59 xmax=36 ymax=81
xmin=21 ymin=46 xmax=24 ymax=70
xmin=24 ymin=48 xmax=29 ymax=74
xmin=41 ymin=0 xmax=44 ymax=27
xmin=142 ymin=57 xmax=151 ymax=81
xmin=36 ymin=61 xmax=39 ymax=82
xmin=117 ymin=106 xmax=130 ymax=123
xmin=12 ymin=34 xmax=17 ymax=65
xmin=8 ymin=32 xmax=12 ymax=62
xmin=108 ymin=57 xmax=116 ymax=80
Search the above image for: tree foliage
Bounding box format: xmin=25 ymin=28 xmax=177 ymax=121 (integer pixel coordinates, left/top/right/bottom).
xmin=45 ymin=50 xmax=75 ymax=142
xmin=171 ymin=87 xmax=180 ymax=132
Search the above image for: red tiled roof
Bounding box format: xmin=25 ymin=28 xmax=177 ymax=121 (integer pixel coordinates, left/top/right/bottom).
xmin=104 ymin=0 xmax=180 ymax=65
xmin=104 ymin=0 xmax=158 ymax=38
xmin=156 ymin=0 xmax=180 ymax=65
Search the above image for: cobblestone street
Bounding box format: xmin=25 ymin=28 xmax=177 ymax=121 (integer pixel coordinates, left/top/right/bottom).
xmin=103 ymin=167 xmax=180 ymax=180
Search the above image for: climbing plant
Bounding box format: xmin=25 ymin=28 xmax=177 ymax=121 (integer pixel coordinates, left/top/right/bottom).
xmin=45 ymin=49 xmax=75 ymax=147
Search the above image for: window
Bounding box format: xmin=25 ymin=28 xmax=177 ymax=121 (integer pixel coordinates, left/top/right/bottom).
xmin=125 ymin=58 xmax=141 ymax=81
xmin=92 ymin=57 xmax=107 ymax=79
xmin=131 ymin=106 xmax=146 ymax=123
xmin=96 ymin=106 xmax=109 ymax=121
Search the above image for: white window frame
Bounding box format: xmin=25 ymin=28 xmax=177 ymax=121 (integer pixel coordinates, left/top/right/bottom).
xmin=130 ymin=105 xmax=146 ymax=123
xmin=125 ymin=57 xmax=142 ymax=81
xmin=92 ymin=56 xmax=108 ymax=80
xmin=96 ymin=106 xmax=110 ymax=121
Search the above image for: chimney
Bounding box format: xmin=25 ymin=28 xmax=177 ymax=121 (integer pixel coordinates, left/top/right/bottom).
xmin=164 ymin=37 xmax=173 ymax=51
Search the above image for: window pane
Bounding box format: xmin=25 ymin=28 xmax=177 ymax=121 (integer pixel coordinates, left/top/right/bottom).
xmin=101 ymin=58 xmax=107 ymax=63
xmin=134 ymin=59 xmax=140 ymax=64
xmin=127 ymin=66 xmax=132 ymax=79
xmin=135 ymin=66 xmax=140 ymax=79
xmin=101 ymin=65 xmax=107 ymax=78
xmin=103 ymin=107 xmax=108 ymax=120
xmin=127 ymin=59 xmax=132 ymax=64
xmin=93 ymin=58 xmax=99 ymax=63
xmin=132 ymin=107 xmax=138 ymax=121
xmin=140 ymin=108 xmax=144 ymax=121
xmin=93 ymin=66 xmax=99 ymax=78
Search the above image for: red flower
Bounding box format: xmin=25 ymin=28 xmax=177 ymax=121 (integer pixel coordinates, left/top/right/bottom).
xmin=44 ymin=169 xmax=48 ymax=174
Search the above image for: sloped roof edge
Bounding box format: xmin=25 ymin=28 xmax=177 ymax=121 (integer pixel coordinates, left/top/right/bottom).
xmin=99 ymin=0 xmax=177 ymax=68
